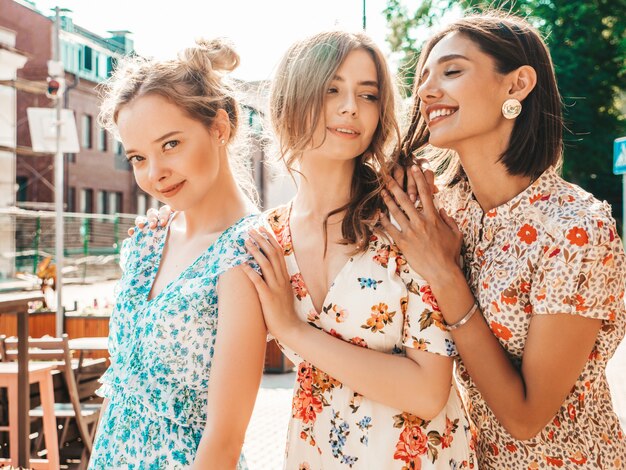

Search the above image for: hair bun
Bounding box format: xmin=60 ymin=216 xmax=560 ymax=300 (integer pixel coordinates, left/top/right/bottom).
xmin=180 ymin=38 xmax=240 ymax=75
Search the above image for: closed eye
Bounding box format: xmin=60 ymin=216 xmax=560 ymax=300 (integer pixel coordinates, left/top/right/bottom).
xmin=361 ymin=93 xmax=379 ymax=102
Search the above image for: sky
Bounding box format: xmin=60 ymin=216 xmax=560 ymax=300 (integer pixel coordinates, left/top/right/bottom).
xmin=30 ymin=0 xmax=395 ymax=81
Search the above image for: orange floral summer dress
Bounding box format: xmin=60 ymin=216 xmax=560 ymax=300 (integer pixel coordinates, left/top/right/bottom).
xmin=264 ymin=205 xmax=476 ymax=470
xmin=440 ymin=167 xmax=626 ymax=469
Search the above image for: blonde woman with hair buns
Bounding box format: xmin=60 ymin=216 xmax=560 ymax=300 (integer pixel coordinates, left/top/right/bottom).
xmin=88 ymin=39 xmax=266 ymax=469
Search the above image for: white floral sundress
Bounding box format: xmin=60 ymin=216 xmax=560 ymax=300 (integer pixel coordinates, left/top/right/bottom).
xmin=88 ymin=214 xmax=260 ymax=470
xmin=265 ymin=205 xmax=476 ymax=470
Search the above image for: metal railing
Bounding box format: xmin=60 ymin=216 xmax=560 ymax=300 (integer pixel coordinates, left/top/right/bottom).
xmin=0 ymin=207 xmax=136 ymax=282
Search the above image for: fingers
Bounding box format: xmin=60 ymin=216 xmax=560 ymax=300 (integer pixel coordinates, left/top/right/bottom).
xmin=259 ymin=227 xmax=290 ymax=280
xmin=378 ymin=210 xmax=402 ymax=241
xmin=381 ymin=188 xmax=410 ymax=231
xmin=241 ymin=263 xmax=269 ymax=296
xmin=440 ymin=208 xmax=462 ymax=236
xmin=415 ymin=159 xmax=437 ymax=195
xmin=245 ymin=234 xmax=278 ymax=288
xmin=384 ymin=177 xmax=421 ymax=222
xmin=248 ymin=229 xmax=287 ymax=283
xmin=157 ymin=205 xmax=172 ymax=226
xmin=410 ymin=166 xmax=437 ymax=216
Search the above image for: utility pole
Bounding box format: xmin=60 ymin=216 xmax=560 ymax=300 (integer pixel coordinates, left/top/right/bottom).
xmin=362 ymin=0 xmax=367 ymax=31
xmin=52 ymin=6 xmax=64 ymax=336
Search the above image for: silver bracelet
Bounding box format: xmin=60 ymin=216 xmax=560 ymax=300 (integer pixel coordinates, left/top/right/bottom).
xmin=445 ymin=302 xmax=479 ymax=332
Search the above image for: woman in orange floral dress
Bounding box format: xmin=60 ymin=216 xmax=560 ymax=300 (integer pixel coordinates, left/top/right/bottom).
xmin=381 ymin=11 xmax=626 ymax=470
xmin=243 ymin=31 xmax=475 ymax=469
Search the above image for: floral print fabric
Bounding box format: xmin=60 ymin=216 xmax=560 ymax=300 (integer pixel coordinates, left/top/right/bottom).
xmin=89 ymin=214 xmax=260 ymax=469
xmin=265 ymin=205 xmax=475 ymax=469
xmin=440 ymin=167 xmax=626 ymax=469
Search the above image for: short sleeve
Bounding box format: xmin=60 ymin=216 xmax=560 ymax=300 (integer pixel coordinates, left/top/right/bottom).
xmin=530 ymin=208 xmax=626 ymax=320
xmin=217 ymin=214 xmax=262 ymax=275
xmin=397 ymin=260 xmax=457 ymax=357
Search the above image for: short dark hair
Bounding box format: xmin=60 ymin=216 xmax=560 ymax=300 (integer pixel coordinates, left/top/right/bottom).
xmin=401 ymin=11 xmax=563 ymax=182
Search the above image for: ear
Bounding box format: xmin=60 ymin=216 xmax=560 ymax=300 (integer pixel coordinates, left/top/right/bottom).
xmin=506 ymin=65 xmax=537 ymax=101
xmin=212 ymin=108 xmax=231 ymax=145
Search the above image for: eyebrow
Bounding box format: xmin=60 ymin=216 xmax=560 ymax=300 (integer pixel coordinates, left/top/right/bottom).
xmin=331 ymin=75 xmax=379 ymax=88
xmin=125 ymin=130 xmax=183 ymax=155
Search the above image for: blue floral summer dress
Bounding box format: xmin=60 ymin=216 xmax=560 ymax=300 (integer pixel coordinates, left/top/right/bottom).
xmin=88 ymin=214 xmax=260 ymax=469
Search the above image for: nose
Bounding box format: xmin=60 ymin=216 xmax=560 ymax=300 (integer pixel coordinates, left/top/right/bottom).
xmin=147 ymin=157 xmax=169 ymax=183
xmin=338 ymin=92 xmax=358 ymax=117
xmin=417 ymin=74 xmax=442 ymax=103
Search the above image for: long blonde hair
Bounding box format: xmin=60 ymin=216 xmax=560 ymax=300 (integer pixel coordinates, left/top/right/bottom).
xmin=270 ymin=31 xmax=400 ymax=253
xmin=99 ymin=38 xmax=257 ymax=200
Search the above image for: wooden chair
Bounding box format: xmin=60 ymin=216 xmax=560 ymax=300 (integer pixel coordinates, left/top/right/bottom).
xmin=5 ymin=335 xmax=102 ymax=469
xmin=0 ymin=362 xmax=59 ymax=469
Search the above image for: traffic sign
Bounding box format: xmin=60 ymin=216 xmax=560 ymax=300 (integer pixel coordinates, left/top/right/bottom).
xmin=614 ymin=136 xmax=626 ymax=175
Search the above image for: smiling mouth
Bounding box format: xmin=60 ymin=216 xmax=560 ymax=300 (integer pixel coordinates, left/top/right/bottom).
xmin=428 ymin=108 xmax=457 ymax=125
xmin=328 ymin=127 xmax=361 ymax=138
xmin=159 ymin=181 xmax=185 ymax=197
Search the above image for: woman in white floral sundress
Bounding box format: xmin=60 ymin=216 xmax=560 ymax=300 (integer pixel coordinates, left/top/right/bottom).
xmin=242 ymin=31 xmax=475 ymax=469
xmin=88 ymin=39 xmax=266 ymax=469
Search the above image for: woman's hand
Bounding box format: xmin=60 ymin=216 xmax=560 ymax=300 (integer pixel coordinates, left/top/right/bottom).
xmin=242 ymin=227 xmax=301 ymax=338
xmin=392 ymin=159 xmax=438 ymax=203
xmin=380 ymin=165 xmax=462 ymax=287
xmin=127 ymin=205 xmax=172 ymax=236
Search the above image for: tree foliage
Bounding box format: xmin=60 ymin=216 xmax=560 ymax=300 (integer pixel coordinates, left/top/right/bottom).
xmin=385 ymin=0 xmax=626 ymax=222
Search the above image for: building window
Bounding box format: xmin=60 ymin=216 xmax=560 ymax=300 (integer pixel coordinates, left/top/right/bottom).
xmin=82 ymin=114 xmax=92 ymax=149
xmin=97 ymin=190 xmax=109 ymax=214
xmin=67 ymin=186 xmax=76 ymax=212
xmin=115 ymin=141 xmax=123 ymax=156
xmin=66 ymin=153 xmax=76 ymax=163
xmin=80 ymin=188 xmax=94 ymax=213
xmin=83 ymin=46 xmax=93 ymax=71
xmin=108 ymin=191 xmax=122 ymax=214
xmin=16 ymin=176 xmax=28 ymax=202
xmin=98 ymin=128 xmax=108 ymax=152
xmin=136 ymin=193 xmax=147 ymax=216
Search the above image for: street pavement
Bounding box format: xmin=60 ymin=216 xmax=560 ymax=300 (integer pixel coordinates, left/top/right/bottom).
xmin=57 ymin=280 xmax=626 ymax=469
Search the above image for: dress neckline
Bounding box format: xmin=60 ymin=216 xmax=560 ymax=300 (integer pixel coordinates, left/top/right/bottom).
xmin=146 ymin=212 xmax=253 ymax=303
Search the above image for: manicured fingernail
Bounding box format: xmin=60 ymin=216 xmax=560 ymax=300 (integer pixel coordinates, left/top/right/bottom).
xmin=412 ymin=165 xmax=419 ymax=172
xmin=410 ymin=194 xmax=416 ymax=203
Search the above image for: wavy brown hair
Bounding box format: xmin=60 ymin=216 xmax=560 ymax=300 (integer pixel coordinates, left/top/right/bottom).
xmin=270 ymin=31 xmax=400 ymax=253
xmin=400 ymin=11 xmax=563 ymax=185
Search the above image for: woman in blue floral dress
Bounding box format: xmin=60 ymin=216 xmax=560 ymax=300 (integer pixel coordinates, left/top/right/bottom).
xmin=88 ymin=39 xmax=266 ymax=469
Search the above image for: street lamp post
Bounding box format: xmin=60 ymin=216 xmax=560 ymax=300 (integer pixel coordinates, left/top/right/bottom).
xmin=362 ymin=0 xmax=366 ymax=30
xmin=52 ymin=6 xmax=65 ymax=336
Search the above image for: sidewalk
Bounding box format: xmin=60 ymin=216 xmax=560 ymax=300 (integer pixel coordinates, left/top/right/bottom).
xmin=243 ymin=373 xmax=295 ymax=469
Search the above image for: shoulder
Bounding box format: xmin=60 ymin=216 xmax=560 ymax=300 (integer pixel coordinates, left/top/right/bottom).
xmin=218 ymin=213 xmax=263 ymax=256
xmin=527 ymin=173 xmax=618 ymax=249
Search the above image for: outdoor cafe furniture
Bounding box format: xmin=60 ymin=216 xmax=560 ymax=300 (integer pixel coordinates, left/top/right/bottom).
xmin=0 ymin=361 xmax=60 ymax=469
xmin=4 ymin=335 xmax=103 ymax=470
xmin=0 ymin=291 xmax=44 ymax=468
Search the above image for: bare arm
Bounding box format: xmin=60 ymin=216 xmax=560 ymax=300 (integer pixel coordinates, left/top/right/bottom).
xmin=381 ymin=169 xmax=603 ymax=440
xmin=192 ymin=266 xmax=266 ymax=470
xmin=242 ymin=227 xmax=453 ymax=421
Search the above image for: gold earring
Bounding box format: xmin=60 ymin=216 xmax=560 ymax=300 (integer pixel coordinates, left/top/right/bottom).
xmin=502 ymin=99 xmax=522 ymax=119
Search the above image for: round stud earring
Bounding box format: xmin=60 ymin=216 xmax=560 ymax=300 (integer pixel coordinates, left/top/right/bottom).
xmin=502 ymin=98 xmax=522 ymax=119
xmin=220 ymin=139 xmax=226 ymax=145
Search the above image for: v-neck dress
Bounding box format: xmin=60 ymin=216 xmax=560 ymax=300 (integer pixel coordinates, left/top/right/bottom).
xmin=89 ymin=213 xmax=260 ymax=470
xmin=265 ymin=205 xmax=475 ymax=470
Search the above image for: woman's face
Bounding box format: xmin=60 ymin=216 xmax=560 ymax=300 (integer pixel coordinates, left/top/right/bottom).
xmin=306 ymin=48 xmax=381 ymax=163
xmin=417 ymin=32 xmax=514 ymax=154
xmin=117 ymin=94 xmax=222 ymax=211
